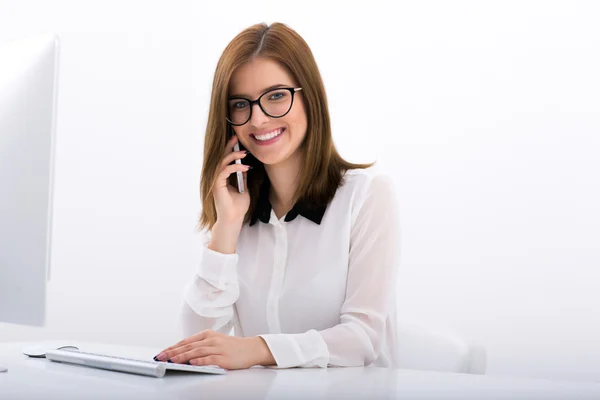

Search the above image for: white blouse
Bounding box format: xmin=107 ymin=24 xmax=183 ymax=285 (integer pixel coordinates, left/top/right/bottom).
xmin=180 ymin=168 xmax=401 ymax=368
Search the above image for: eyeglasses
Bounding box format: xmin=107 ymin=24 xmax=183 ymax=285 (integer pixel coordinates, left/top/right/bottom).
xmin=226 ymin=87 xmax=303 ymax=126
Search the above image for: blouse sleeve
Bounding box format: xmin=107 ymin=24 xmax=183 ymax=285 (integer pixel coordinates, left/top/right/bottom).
xmin=180 ymin=229 xmax=242 ymax=337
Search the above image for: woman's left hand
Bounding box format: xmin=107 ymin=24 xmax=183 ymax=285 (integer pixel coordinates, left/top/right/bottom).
xmin=154 ymin=330 xmax=276 ymax=370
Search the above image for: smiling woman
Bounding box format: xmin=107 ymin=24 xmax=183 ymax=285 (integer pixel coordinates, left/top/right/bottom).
xmin=156 ymin=22 xmax=401 ymax=371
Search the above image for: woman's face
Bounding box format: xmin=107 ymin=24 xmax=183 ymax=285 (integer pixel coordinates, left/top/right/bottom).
xmin=228 ymin=57 xmax=307 ymax=167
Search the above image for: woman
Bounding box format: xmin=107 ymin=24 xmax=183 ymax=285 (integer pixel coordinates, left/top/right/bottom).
xmin=155 ymin=22 xmax=401 ymax=370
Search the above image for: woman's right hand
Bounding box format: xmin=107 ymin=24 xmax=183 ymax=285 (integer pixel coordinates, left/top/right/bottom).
xmin=211 ymin=134 xmax=251 ymax=226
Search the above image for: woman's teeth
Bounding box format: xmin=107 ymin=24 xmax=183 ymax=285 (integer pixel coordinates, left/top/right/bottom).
xmin=254 ymin=128 xmax=283 ymax=141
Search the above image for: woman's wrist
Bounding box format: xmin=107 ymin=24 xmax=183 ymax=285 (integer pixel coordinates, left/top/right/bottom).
xmin=252 ymin=336 xmax=276 ymax=366
xmin=208 ymin=220 xmax=243 ymax=254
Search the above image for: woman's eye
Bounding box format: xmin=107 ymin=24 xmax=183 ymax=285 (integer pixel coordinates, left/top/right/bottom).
xmin=233 ymin=101 xmax=248 ymax=109
xmin=269 ymin=92 xmax=285 ymax=100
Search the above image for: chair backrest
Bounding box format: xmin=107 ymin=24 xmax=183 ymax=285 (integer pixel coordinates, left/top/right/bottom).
xmin=395 ymin=322 xmax=487 ymax=374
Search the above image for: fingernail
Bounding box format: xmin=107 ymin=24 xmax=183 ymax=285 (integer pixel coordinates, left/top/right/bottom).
xmin=244 ymin=150 xmax=249 ymax=154
xmin=153 ymin=355 xmax=159 ymax=361
xmin=156 ymin=352 xmax=167 ymax=361
xmin=247 ymin=166 xmax=253 ymax=169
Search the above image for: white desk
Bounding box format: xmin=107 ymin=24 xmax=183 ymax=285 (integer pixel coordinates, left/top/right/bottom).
xmin=1 ymin=341 xmax=599 ymax=399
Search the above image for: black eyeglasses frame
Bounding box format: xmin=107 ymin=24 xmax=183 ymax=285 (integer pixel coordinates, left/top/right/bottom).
xmin=226 ymin=87 xmax=303 ymax=126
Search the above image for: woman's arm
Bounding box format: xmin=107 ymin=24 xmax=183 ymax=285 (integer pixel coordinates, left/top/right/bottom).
xmin=258 ymin=174 xmax=401 ymax=368
xmin=180 ymin=227 xmax=242 ymax=336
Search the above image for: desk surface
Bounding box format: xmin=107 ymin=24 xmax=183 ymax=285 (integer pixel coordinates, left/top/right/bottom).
xmin=1 ymin=341 xmax=599 ymax=400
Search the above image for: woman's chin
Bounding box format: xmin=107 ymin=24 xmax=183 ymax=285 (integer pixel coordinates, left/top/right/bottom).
xmin=256 ymin=157 xmax=282 ymax=167
xmin=251 ymin=145 xmax=302 ymax=168
xmin=252 ymin=152 xmax=288 ymax=167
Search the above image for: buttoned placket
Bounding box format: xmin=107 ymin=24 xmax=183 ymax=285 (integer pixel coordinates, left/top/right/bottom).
xmin=265 ymin=209 xmax=288 ymax=333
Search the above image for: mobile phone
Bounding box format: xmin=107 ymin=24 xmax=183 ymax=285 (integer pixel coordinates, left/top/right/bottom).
xmin=229 ymin=126 xmax=245 ymax=194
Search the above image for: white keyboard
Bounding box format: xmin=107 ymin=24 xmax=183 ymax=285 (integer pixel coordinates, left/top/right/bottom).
xmin=45 ymin=348 xmax=227 ymax=378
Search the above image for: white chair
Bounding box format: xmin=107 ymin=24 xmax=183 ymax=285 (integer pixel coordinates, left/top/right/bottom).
xmin=396 ymin=322 xmax=487 ymax=374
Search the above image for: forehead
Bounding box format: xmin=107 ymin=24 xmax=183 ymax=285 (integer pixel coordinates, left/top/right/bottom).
xmin=229 ymin=57 xmax=296 ymax=97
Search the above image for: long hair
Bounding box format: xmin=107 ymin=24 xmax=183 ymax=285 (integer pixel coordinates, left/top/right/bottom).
xmin=199 ymin=22 xmax=373 ymax=230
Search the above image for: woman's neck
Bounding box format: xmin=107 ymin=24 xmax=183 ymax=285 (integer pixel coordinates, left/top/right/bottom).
xmin=264 ymin=151 xmax=302 ymax=218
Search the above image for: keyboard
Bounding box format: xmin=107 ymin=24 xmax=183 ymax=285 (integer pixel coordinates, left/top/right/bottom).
xmin=45 ymin=348 xmax=227 ymax=378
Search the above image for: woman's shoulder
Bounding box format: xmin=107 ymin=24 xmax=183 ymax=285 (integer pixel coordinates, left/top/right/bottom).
xmin=339 ymin=167 xmax=400 ymax=227
xmin=342 ymin=166 xmax=396 ymax=196
xmin=337 ymin=167 xmax=398 ymax=216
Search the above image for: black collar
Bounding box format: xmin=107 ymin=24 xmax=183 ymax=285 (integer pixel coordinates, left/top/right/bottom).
xmin=249 ymin=178 xmax=327 ymax=226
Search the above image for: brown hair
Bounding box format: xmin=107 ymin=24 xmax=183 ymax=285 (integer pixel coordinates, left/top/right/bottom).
xmin=199 ymin=22 xmax=374 ymax=230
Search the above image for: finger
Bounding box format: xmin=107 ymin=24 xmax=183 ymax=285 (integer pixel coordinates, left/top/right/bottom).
xmin=201 ymin=338 xmax=218 ymax=347
xmin=219 ymin=150 xmax=247 ymax=170
xmin=225 ymin=133 xmax=239 ymax=154
xmin=170 ymin=346 xmax=220 ymax=364
xmin=168 ymin=332 xmax=223 ymax=358
xmin=216 ymin=164 xmax=251 ymax=187
xmin=189 ymin=355 xmax=223 ymax=368
xmin=158 ymin=330 xmax=213 ymax=355
xmin=156 ymin=343 xmax=191 ymax=362
xmin=158 ymin=340 xmax=208 ymax=362
xmin=160 ymin=339 xmax=191 ymax=354
xmin=180 ymin=329 xmax=212 ymax=345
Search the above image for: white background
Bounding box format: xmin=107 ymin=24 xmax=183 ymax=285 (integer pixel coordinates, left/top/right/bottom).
xmin=1 ymin=0 xmax=599 ymax=383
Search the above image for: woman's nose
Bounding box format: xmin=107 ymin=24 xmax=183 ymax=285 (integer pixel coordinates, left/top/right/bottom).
xmin=250 ymin=102 xmax=270 ymax=126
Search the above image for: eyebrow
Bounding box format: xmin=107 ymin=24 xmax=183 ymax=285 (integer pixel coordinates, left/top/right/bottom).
xmin=229 ymin=84 xmax=291 ymax=99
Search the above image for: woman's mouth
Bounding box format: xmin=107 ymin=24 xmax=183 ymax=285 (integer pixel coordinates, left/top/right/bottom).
xmin=251 ymin=127 xmax=285 ymax=145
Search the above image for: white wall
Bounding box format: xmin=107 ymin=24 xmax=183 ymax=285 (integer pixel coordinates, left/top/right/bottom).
xmin=1 ymin=0 xmax=599 ymax=384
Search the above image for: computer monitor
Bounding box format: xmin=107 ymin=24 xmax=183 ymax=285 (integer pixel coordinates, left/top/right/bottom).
xmin=0 ymin=34 xmax=60 ymax=327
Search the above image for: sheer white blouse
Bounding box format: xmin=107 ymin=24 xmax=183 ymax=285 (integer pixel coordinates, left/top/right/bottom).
xmin=180 ymin=168 xmax=401 ymax=368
